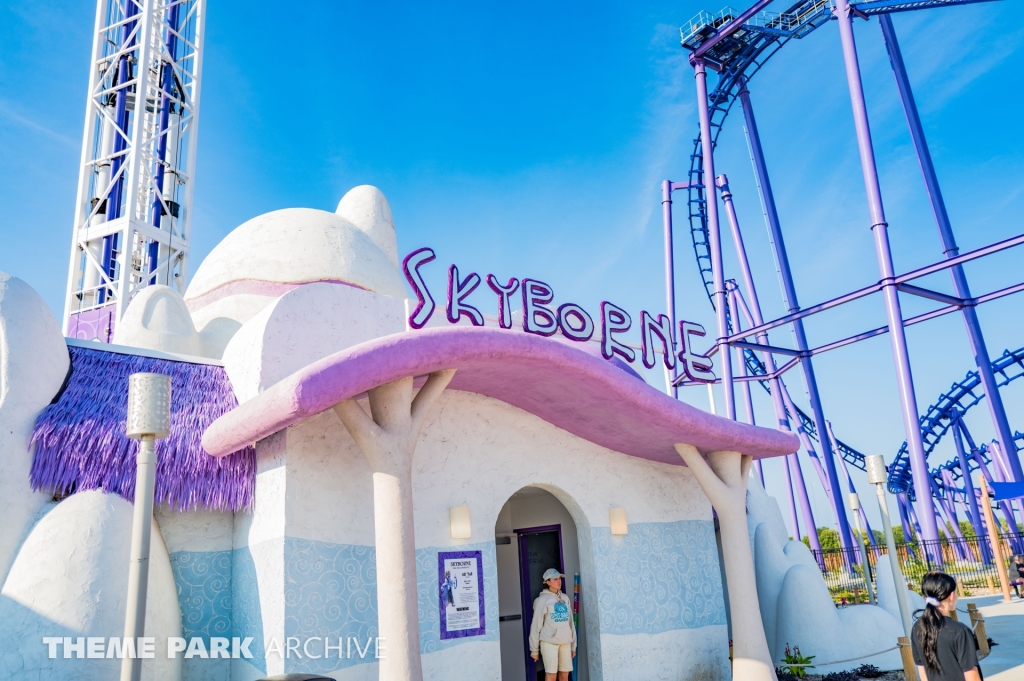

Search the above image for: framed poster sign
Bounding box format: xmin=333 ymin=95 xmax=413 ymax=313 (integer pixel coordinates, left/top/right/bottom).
xmin=438 ymin=550 xmax=485 ymax=639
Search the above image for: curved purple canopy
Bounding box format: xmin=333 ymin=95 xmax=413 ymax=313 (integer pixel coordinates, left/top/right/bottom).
xmin=203 ymin=326 xmax=798 ymax=464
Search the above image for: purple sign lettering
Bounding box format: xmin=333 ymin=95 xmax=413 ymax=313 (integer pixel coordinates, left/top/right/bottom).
xmin=447 ymin=265 xmax=484 ymax=326
xmin=678 ymin=321 xmax=715 ymax=382
xmin=521 ymin=279 xmax=558 ymax=337
xmin=486 ymin=275 xmax=520 ymax=329
xmin=400 ymin=249 xmax=714 ymax=380
xmin=557 ymin=303 xmax=594 ymax=342
xmin=402 ymin=247 xmax=436 ymax=329
xmin=640 ymin=311 xmax=675 ymax=370
xmin=600 ymin=302 xmax=634 ymax=363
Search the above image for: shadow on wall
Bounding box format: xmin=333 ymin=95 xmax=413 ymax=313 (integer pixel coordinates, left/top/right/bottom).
xmin=746 ymin=481 xmax=904 ymax=674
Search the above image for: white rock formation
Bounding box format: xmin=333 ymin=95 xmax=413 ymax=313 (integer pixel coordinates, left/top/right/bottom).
xmin=874 ymin=552 xmax=926 ymax=625
xmin=746 ymin=479 xmax=904 ymax=673
xmin=0 ymin=490 xmax=182 ymax=680
xmin=0 ymin=273 xmax=69 ymax=586
xmin=222 ymin=282 xmax=405 ymax=404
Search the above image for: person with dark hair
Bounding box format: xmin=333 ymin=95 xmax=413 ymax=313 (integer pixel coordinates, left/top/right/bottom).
xmin=911 ymin=572 xmax=982 ymax=681
xmin=1011 ymin=554 xmax=1024 ymax=599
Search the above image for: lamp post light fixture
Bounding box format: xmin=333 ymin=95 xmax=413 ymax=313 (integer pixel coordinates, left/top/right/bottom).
xmin=121 ymin=373 xmax=172 ymax=681
xmin=865 ymin=455 xmax=912 ymax=637
xmin=848 ymin=492 xmax=875 ymax=605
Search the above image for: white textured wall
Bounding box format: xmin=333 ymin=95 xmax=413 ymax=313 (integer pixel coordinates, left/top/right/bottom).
xmin=253 ymin=388 xmax=726 ymax=681
xmin=0 ymin=491 xmax=182 ymax=680
xmin=0 ymin=273 xmax=70 ymax=587
xmin=222 ymin=283 xmax=405 ymax=404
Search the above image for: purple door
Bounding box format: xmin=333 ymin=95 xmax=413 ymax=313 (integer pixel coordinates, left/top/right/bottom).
xmin=516 ymin=525 xmax=564 ymax=681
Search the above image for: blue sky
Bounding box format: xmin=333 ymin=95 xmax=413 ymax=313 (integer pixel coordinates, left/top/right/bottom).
xmin=1 ymin=1 xmax=1022 ymax=533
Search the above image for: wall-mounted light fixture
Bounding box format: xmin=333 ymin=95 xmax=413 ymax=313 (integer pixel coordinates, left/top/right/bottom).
xmin=609 ymin=507 xmax=628 ymax=535
xmin=450 ymin=506 xmax=472 ymax=539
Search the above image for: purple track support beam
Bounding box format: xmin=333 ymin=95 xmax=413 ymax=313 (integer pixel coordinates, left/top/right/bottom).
xmin=953 ymin=417 xmax=989 ymax=559
xmin=789 ymin=452 xmax=819 ymax=552
xmin=828 ymin=421 xmax=877 ymax=550
xmin=777 ymin=386 xmax=825 ymax=553
xmin=730 ymin=288 xmax=765 ymax=488
xmin=692 ymin=58 xmax=735 ymax=420
xmin=879 ymin=15 xmax=1021 ymax=483
xmin=833 ymin=0 xmax=940 ymax=553
xmin=782 ymin=450 xmax=801 ymax=541
xmin=719 ymin=176 xmax=791 ymax=434
xmin=737 ymin=80 xmax=853 ymax=550
xmin=897 ymin=494 xmax=912 ymax=540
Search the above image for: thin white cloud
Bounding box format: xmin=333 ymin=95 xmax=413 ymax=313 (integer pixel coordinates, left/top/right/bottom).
xmin=0 ymin=100 xmax=78 ymax=150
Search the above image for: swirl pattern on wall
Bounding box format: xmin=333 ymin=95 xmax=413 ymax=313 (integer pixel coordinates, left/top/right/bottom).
xmin=592 ymin=520 xmax=726 ymax=635
xmin=283 ymin=537 xmax=380 ymax=675
xmin=169 ymin=550 xmax=233 ymax=641
xmin=169 ymin=550 xmax=235 ymax=680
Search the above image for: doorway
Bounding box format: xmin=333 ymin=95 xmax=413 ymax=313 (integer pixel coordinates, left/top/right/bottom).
xmin=495 ymin=486 xmax=588 ymax=681
xmin=518 ymin=525 xmax=564 ymax=681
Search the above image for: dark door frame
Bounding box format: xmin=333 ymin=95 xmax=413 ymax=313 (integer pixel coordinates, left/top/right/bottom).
xmin=514 ymin=524 xmax=565 ymax=681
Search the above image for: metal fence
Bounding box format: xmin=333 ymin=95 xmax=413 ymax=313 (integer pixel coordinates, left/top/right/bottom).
xmin=810 ymin=533 xmax=1024 ymax=603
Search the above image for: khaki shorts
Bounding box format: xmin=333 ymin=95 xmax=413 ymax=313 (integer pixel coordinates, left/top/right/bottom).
xmin=540 ymin=641 xmax=573 ymax=673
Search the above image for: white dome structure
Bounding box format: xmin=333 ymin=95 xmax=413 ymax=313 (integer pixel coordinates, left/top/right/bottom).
xmin=185 ymin=186 xmax=406 ymax=314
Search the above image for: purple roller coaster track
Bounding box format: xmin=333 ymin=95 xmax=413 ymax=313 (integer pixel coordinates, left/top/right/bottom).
xmin=662 ymin=0 xmax=1023 ymax=562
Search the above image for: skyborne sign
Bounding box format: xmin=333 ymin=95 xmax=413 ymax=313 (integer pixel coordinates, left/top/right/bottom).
xmin=402 ymin=247 xmax=716 ymax=382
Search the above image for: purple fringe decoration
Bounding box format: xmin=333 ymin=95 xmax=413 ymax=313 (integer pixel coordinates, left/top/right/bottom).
xmin=30 ymin=346 xmax=255 ymax=512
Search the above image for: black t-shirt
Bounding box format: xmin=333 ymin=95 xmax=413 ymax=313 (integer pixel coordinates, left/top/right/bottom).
xmin=911 ymin=616 xmax=979 ymax=681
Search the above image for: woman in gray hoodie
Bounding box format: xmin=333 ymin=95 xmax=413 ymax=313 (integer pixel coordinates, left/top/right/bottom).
xmin=529 ymin=568 xmax=577 ymax=681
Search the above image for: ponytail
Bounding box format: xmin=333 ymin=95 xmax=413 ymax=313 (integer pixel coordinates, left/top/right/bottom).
xmin=916 ymin=571 xmax=957 ymax=674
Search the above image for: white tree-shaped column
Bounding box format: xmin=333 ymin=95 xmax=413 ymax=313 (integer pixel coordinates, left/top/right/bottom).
xmin=675 ymin=444 xmax=776 ymax=681
xmin=333 ymin=369 xmax=456 ymax=681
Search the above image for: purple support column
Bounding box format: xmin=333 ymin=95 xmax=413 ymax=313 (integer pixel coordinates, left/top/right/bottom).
xmin=959 ymin=424 xmax=1022 ymax=547
xmin=736 ymin=80 xmax=853 ymax=550
xmin=692 ymin=58 xmax=735 ymax=419
xmin=781 ymin=446 xmax=801 ymax=541
xmin=721 ymin=185 xmax=828 ymax=549
xmin=773 ymin=391 xmax=824 ymax=552
xmin=953 ymin=415 xmax=986 ymax=549
xmin=827 ymin=422 xmax=878 ymax=548
xmin=897 ymin=493 xmax=920 ymax=560
xmin=832 ymin=0 xmax=940 ymax=552
xmin=662 ymin=180 xmax=678 ymax=398
xmin=730 ymin=294 xmax=766 ymax=487
xmin=148 ymin=1 xmax=182 ymax=283
xmin=931 ymin=476 xmax=968 ymax=560
xmin=780 ymin=384 xmax=839 ymax=507
xmin=719 ymin=175 xmax=792 ymax=433
xmin=879 ymin=15 xmax=1021 ymax=483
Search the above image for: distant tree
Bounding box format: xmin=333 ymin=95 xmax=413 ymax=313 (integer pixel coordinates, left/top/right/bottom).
xmin=817 ymin=527 xmax=841 ymax=550
xmin=959 ymin=520 xmax=977 ymax=538
xmin=893 ymin=526 xmax=916 ymax=544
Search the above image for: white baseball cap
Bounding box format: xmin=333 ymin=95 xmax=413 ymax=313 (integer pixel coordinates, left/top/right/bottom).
xmin=542 ymin=568 xmax=564 ymax=581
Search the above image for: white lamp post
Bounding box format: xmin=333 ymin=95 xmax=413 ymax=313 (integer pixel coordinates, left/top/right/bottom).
xmin=121 ymin=373 xmax=171 ymax=681
xmin=865 ymin=455 xmax=912 ymax=637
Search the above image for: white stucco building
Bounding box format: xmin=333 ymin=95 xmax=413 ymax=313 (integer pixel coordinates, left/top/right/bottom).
xmin=0 ymin=186 xmax=909 ymax=681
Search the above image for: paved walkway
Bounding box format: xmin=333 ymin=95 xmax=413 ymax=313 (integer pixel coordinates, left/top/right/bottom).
xmin=964 ymin=594 xmax=1024 ymax=680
